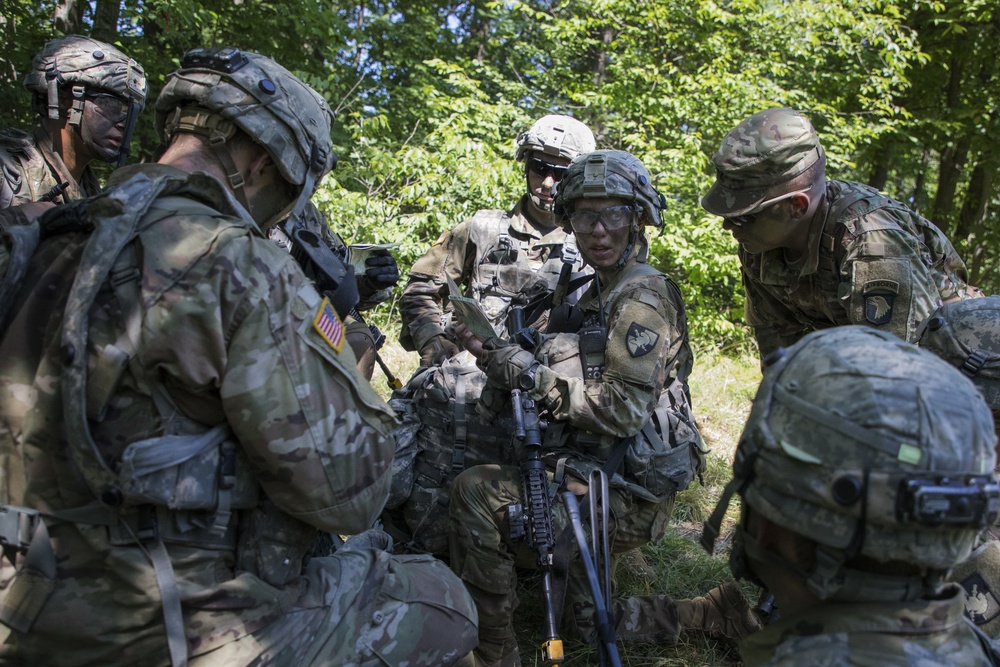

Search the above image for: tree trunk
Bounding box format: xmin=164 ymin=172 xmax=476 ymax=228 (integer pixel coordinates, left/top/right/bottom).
xmin=867 ymin=137 xmax=893 ymax=191
xmin=92 ymin=0 xmax=122 ymax=43
xmin=930 ymin=137 xmax=970 ymax=233
xmin=54 ymin=0 xmax=85 ymax=34
xmin=592 ymin=26 xmax=614 ymax=85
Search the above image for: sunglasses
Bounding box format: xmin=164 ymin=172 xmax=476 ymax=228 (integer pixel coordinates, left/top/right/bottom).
xmin=85 ymin=92 xmax=131 ymax=123
xmin=569 ymin=204 xmax=635 ymax=234
xmin=527 ymin=158 xmax=569 ymax=182
xmin=723 ymin=188 xmax=811 ymax=227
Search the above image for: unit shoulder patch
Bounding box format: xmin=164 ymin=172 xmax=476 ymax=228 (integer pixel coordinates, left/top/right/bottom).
xmin=626 ymin=322 xmax=659 ymax=358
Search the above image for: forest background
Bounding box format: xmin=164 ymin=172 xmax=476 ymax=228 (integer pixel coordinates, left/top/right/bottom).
xmin=1 ymin=2 xmax=998 ymax=665
xmin=3 ymin=0 xmax=998 ymax=352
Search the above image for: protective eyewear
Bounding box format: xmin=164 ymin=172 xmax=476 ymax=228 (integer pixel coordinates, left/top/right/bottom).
xmin=85 ymin=92 xmax=131 ymax=123
xmin=527 ymin=158 xmax=569 ymax=182
xmin=724 ymin=188 xmax=810 ymax=227
xmin=569 ymin=204 xmax=635 ymax=234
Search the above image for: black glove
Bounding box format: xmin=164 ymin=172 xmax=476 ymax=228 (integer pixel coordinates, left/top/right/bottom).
xmin=361 ymin=248 xmax=400 ymax=291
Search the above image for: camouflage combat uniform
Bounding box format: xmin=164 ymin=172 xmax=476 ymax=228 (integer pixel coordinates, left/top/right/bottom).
xmin=449 ymin=251 xmax=704 ymax=661
xmin=0 ymin=126 xmax=101 ymax=207
xmin=742 ymin=180 xmax=976 ymax=357
xmin=399 ymin=196 xmax=588 ymax=351
xmin=740 ymin=584 xmax=989 ymax=666
xmin=0 ymin=164 xmax=477 ymax=666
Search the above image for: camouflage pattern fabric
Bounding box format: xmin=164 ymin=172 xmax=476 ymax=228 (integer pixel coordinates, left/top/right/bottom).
xmin=398 ymin=195 xmax=589 ymax=353
xmin=449 ymin=253 xmax=698 ymax=663
xmin=0 ymin=127 xmax=101 ymax=208
xmin=739 ymin=584 xmax=991 ymax=666
xmin=741 ymin=179 xmax=977 ymax=358
xmin=0 ymin=164 xmax=477 ymax=665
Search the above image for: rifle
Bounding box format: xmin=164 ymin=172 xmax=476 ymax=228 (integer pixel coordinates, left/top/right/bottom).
xmin=349 ymin=306 xmax=402 ymax=391
xmin=282 ymin=219 xmax=359 ymax=320
xmin=507 ymin=386 xmax=563 ymax=665
xmin=39 ymin=181 xmax=70 ymax=204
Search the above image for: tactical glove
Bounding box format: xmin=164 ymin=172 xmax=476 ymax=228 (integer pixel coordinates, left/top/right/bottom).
xmin=419 ymin=334 xmax=460 ymax=367
xmin=482 ymin=341 xmax=537 ymax=392
xmin=357 ymin=248 xmax=400 ymax=300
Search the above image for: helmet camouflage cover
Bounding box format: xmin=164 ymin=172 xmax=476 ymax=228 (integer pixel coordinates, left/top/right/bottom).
xmin=705 ymin=326 xmax=998 ymax=576
xmin=155 ymin=47 xmax=335 ymax=208
xmin=515 ymin=114 xmax=595 ymax=162
xmin=554 ymin=149 xmax=667 ymax=228
xmin=24 ymin=35 xmax=147 ymax=121
xmin=916 ymin=295 xmax=1000 ymax=411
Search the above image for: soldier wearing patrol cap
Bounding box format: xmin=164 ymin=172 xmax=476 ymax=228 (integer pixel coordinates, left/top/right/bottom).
xmin=0 ymin=47 xmax=476 ymax=666
xmin=0 ymin=35 xmax=147 ymax=211
xmin=917 ymin=295 xmax=1000 ymax=642
xmin=450 ymin=150 xmax=759 ymax=667
xmin=701 ymin=107 xmax=980 ymax=362
xmin=398 ymin=114 xmax=596 ymax=366
xmin=702 ymin=326 xmax=1000 ymax=666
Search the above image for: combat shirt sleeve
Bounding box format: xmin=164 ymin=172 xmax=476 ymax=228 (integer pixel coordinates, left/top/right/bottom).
xmin=398 ymin=218 xmax=477 ymax=351
xmin=147 ymin=230 xmax=397 ymax=535
xmin=840 ymin=225 xmax=957 ymax=344
xmin=530 ymin=276 xmax=685 ymax=438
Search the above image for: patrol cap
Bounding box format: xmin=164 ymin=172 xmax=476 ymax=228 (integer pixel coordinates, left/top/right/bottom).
xmin=701 ymin=108 xmax=825 ymax=217
xmin=554 ymin=150 xmax=666 ymax=228
xmin=917 ymin=295 xmax=1000 ymax=411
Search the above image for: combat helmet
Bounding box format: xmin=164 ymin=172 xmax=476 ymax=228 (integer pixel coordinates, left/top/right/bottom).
xmin=515 ymin=114 xmax=595 ymax=163
xmin=702 ymin=326 xmax=1000 ymax=602
xmin=916 ymin=295 xmax=1000 ymax=414
xmin=23 ymin=35 xmax=147 ymax=165
xmin=155 ymin=47 xmax=335 ymax=225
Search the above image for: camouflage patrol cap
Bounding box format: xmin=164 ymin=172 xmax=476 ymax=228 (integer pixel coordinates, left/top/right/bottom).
xmin=23 ymin=35 xmax=147 ymax=117
xmin=917 ymin=296 xmax=1000 ymax=411
xmin=554 ymin=150 xmax=667 ymax=228
xmin=515 ymin=114 xmax=596 ymax=162
xmin=701 ymin=108 xmax=825 ymax=217
xmin=729 ymin=327 xmax=997 ymax=572
xmin=156 ymin=48 xmax=335 ymax=209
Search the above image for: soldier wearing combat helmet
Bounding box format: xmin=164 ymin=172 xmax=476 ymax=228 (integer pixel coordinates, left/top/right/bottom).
xmin=450 ymin=150 xmax=759 ymax=666
xmin=916 ymin=296 xmax=1000 ymax=642
xmin=398 ymin=113 xmax=596 ymax=366
xmin=701 ymin=107 xmax=980 ymax=363
xmin=0 ymin=47 xmax=476 ymax=666
xmin=0 ymin=35 xmax=146 ymax=210
xmin=702 ymin=326 xmax=1000 ymax=666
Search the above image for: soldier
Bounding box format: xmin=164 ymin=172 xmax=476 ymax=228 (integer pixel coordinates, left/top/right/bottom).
xmin=1 ymin=35 xmax=146 ymax=212
xmin=271 ymin=201 xmax=400 ymax=380
xmin=450 ymin=150 xmax=759 ymax=666
xmin=399 ymin=114 xmax=596 ymax=366
xmin=701 ymin=107 xmax=980 ymax=362
xmin=0 ymin=47 xmax=476 ymax=666
xmin=702 ymin=326 xmax=999 ymax=666
xmin=916 ymin=295 xmax=1000 ymax=640
xmin=385 ymin=115 xmax=596 ymax=554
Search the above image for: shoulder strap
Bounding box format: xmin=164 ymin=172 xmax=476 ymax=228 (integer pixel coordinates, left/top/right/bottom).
xmin=60 ymin=172 xmax=178 ymax=500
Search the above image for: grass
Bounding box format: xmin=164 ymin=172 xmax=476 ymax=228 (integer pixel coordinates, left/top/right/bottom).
xmin=373 ymin=325 xmax=763 ymax=666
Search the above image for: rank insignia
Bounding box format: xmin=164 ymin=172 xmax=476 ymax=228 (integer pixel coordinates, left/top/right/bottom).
xmin=626 ymin=322 xmax=659 ymax=358
xmin=961 ymin=572 xmax=1000 ymax=626
xmin=313 ymin=297 xmax=345 ymax=352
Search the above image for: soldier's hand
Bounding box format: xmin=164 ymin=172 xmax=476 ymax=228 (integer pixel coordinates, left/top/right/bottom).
xmin=419 ymin=334 xmax=460 ymax=367
xmin=362 ymin=248 xmax=400 ymax=290
xmin=483 ymin=343 xmax=536 ymax=391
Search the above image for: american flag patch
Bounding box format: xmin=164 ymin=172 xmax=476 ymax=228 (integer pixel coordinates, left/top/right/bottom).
xmin=312 ymin=297 xmax=345 ymax=352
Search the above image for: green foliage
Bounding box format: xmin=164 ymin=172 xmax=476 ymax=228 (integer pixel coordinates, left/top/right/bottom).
xmin=3 ymin=0 xmax=998 ymax=347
